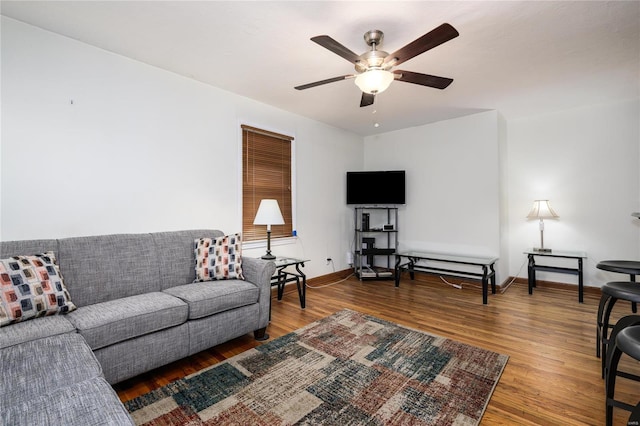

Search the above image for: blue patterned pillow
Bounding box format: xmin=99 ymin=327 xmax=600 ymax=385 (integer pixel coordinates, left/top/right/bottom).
xmin=0 ymin=252 xmax=76 ymax=327
xmin=194 ymin=234 xmax=244 ymax=282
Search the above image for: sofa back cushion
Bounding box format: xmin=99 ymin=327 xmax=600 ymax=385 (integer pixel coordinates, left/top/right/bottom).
xmin=152 ymin=229 xmax=224 ymax=290
xmin=58 ymin=233 xmax=160 ymax=306
xmin=0 ymin=240 xmax=59 ymax=258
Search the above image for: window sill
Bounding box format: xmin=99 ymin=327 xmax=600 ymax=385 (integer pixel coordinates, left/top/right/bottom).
xmin=243 ymin=236 xmax=297 ymax=250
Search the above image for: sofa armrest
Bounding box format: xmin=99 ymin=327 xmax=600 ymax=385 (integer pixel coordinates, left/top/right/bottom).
xmin=242 ymin=257 xmax=276 ymax=330
xmin=242 ymin=257 xmax=276 ymax=287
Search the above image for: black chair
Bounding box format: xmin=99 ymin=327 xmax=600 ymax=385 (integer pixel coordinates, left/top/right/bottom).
xmin=597 ymin=282 xmax=640 ymax=376
xmin=605 ymin=322 xmax=640 ymax=426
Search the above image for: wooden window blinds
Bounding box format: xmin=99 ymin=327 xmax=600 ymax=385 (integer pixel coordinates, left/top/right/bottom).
xmin=242 ymin=125 xmax=293 ymax=242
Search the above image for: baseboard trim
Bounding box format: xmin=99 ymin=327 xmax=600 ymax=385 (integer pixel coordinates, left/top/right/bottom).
xmin=278 ymin=270 xmax=602 ymax=297
xmin=505 ymin=276 xmax=602 ymax=296
xmin=271 ymin=269 xmax=353 ymax=296
xmin=307 ymin=269 xmax=353 ymax=286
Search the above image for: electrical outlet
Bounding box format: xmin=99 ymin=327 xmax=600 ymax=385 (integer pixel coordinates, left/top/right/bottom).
xmin=326 ymin=257 xmax=332 ymax=265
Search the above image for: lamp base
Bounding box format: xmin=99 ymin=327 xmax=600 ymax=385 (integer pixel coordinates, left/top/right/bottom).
xmin=261 ymin=253 xmax=276 ymax=260
xmin=533 ymin=247 xmax=552 ymax=253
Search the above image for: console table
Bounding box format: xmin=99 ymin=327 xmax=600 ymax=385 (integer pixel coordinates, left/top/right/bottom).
xmin=525 ymin=249 xmax=587 ymax=303
xmin=271 ymin=257 xmax=309 ymax=310
xmin=395 ymin=251 xmax=498 ymax=304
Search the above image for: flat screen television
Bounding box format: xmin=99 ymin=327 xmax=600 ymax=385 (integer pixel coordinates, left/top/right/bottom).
xmin=346 ymin=170 xmax=406 ymax=205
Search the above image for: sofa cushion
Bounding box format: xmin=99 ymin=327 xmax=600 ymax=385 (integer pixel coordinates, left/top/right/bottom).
xmin=0 ymin=252 xmax=76 ymax=327
xmin=0 ymin=315 xmax=75 ymax=349
xmin=163 ymin=280 xmax=259 ymax=319
xmin=0 ymin=333 xmax=102 ymax=409
xmin=0 ymin=376 xmax=134 ymax=426
xmin=194 ymin=234 xmax=244 ymax=281
xmin=0 ymin=239 xmax=58 ymax=259
xmin=57 ymin=233 xmax=161 ymax=307
xmin=66 ymin=292 xmax=188 ymax=350
xmin=94 ymin=323 xmax=190 ymax=385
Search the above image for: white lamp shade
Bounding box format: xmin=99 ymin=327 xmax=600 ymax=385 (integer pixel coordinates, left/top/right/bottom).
xmin=354 ymin=69 xmax=394 ymax=94
xmin=526 ymin=200 xmax=559 ymax=219
xmin=253 ymin=199 xmax=285 ymax=225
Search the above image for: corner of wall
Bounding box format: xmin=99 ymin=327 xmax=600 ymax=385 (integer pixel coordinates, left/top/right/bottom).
xmin=497 ymin=112 xmax=510 ymax=283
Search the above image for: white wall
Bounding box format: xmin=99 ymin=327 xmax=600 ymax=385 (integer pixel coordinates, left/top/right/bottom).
xmin=0 ymin=17 xmax=363 ymax=279
xmin=363 ymin=99 xmax=640 ymax=289
xmin=497 ymin=113 xmax=510 ymax=284
xmin=363 ymin=111 xmax=505 ymax=282
xmin=3 ymin=17 xmax=639 ymax=288
xmin=507 ymin=99 xmax=640 ymax=287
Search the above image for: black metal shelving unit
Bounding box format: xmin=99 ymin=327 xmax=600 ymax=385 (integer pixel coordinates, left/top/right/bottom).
xmin=353 ymin=206 xmax=398 ymax=280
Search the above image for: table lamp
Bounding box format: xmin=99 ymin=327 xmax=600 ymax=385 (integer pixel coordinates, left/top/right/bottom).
xmin=527 ymin=199 xmax=558 ymax=253
xmin=253 ymin=199 xmax=285 ymax=260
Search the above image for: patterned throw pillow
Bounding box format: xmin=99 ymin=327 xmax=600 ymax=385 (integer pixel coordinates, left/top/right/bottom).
xmin=194 ymin=234 xmax=244 ymax=282
xmin=0 ymin=252 xmax=76 ymax=327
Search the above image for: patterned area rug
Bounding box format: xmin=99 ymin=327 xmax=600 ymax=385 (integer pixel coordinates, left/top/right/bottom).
xmin=125 ymin=309 xmax=508 ymax=425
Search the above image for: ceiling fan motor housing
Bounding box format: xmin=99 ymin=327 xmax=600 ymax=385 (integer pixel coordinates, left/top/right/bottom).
xmin=356 ymin=30 xmax=389 ymax=73
xmin=356 ymin=50 xmax=389 ymax=72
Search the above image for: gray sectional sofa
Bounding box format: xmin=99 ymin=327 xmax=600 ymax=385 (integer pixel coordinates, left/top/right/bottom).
xmin=0 ymin=229 xmax=276 ymax=426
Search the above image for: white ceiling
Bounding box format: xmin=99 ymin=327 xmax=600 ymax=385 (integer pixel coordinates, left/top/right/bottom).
xmin=2 ymin=1 xmax=639 ymax=136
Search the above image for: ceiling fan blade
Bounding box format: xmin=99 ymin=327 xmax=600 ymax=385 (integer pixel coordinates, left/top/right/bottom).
xmin=393 ymin=70 xmax=453 ymax=89
xmin=294 ymin=75 xmax=354 ymax=90
xmin=360 ymin=92 xmax=375 ymax=107
xmin=311 ymin=35 xmax=361 ymax=64
xmin=383 ymin=23 xmax=459 ymax=67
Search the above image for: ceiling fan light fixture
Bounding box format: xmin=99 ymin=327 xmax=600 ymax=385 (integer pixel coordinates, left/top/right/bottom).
xmin=298 ymin=24 xmax=458 ymax=107
xmin=354 ymin=69 xmax=394 ymax=94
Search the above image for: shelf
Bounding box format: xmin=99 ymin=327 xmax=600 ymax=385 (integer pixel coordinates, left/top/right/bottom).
xmin=356 ymin=248 xmax=396 ymax=256
xmin=353 ymin=206 xmax=398 ymax=281
xmin=356 ymin=269 xmax=395 ymax=280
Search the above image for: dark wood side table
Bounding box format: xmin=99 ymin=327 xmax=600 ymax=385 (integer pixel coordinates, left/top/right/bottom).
xmin=525 ymin=249 xmax=587 ymax=303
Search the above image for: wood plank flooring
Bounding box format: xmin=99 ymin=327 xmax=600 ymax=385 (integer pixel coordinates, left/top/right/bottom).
xmin=114 ymin=272 xmax=640 ymax=425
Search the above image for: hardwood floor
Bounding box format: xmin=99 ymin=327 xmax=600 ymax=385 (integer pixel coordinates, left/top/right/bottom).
xmin=114 ymin=273 xmax=640 ymax=425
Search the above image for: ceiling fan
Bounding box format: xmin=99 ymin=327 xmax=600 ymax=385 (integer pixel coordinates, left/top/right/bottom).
xmin=294 ymin=23 xmax=459 ymax=107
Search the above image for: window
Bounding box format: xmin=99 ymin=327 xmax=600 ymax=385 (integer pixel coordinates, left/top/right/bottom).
xmin=242 ymin=125 xmax=293 ymax=241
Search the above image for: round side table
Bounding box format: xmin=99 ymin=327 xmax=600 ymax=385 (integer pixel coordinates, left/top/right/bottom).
xmin=597 ymin=260 xmax=640 ymax=313
xmin=597 ymin=260 xmax=640 ymax=281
